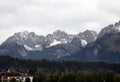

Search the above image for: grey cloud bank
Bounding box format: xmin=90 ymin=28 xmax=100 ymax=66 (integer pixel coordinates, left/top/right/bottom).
xmin=0 ymin=0 xmax=120 ymax=43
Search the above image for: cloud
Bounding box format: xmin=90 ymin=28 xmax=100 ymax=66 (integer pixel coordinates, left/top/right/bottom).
xmin=98 ymin=0 xmax=120 ymax=16
xmin=0 ymin=0 xmax=120 ymax=43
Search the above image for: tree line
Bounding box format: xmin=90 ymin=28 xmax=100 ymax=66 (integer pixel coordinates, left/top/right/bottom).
xmin=34 ymin=69 xmax=120 ymax=82
xmin=0 ymin=56 xmax=120 ymax=82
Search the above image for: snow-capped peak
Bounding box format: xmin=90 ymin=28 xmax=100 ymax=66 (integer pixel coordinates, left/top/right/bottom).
xmin=15 ymin=31 xmax=29 ymax=37
xmin=77 ymin=30 xmax=97 ymax=43
xmin=3 ymin=29 xmax=97 ymax=53
xmin=98 ymin=21 xmax=120 ymax=38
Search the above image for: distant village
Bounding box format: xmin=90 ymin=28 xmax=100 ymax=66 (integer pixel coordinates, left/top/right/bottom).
xmin=0 ymin=68 xmax=33 ymax=82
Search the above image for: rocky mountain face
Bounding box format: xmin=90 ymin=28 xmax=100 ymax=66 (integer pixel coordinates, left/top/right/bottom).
xmin=0 ymin=42 xmax=28 ymax=58
xmin=3 ymin=30 xmax=74 ymax=51
xmin=1 ymin=21 xmax=120 ymax=62
xmin=63 ymin=21 xmax=120 ymax=63
xmin=2 ymin=31 xmax=45 ymax=51
xmin=98 ymin=21 xmax=120 ymax=38
xmin=0 ymin=30 xmax=97 ymax=59
xmin=77 ymin=30 xmax=97 ymax=43
xmin=65 ymin=32 xmax=120 ymax=63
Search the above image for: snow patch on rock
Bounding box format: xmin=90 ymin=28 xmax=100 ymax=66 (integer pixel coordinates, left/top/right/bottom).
xmin=50 ymin=40 xmax=62 ymax=46
xmin=81 ymin=39 xmax=87 ymax=47
xmin=24 ymin=45 xmax=33 ymax=51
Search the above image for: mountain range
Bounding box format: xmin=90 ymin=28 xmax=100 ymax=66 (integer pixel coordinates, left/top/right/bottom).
xmin=0 ymin=21 xmax=120 ymax=63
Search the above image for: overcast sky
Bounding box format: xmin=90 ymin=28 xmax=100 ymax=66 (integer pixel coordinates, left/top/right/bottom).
xmin=0 ymin=0 xmax=120 ymax=43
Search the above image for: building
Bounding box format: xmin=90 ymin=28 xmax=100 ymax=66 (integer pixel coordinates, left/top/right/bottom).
xmin=0 ymin=69 xmax=33 ymax=82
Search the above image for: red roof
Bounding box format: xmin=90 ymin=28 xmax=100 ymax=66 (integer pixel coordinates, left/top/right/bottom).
xmin=0 ymin=72 xmax=21 ymax=76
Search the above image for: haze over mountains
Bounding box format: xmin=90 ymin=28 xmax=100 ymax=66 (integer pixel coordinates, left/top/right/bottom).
xmin=0 ymin=21 xmax=120 ymax=62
